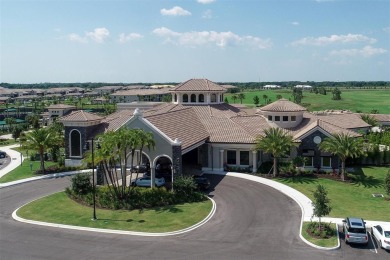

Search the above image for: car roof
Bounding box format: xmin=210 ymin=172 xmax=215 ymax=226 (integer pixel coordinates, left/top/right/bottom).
xmin=347 ymin=217 xmax=365 ymax=228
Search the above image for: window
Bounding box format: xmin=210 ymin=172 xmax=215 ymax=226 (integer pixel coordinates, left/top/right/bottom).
xmin=199 ymin=94 xmax=204 ymax=103
xmin=291 ymin=116 xmax=296 ymax=121
xmin=174 ymin=94 xmax=177 ymax=102
xmin=304 ymin=157 xmax=314 ymax=167
xmin=183 ymin=94 xmax=188 ymax=102
xmin=275 ymin=116 xmax=280 ymax=121
xmin=268 ymin=115 xmax=272 ymax=121
xmin=283 ymin=116 xmax=288 ymax=121
xmin=321 ymin=157 xmax=331 ymax=168
xmin=211 ymin=94 xmax=217 ymax=102
xmin=240 ymin=151 xmax=249 ymax=165
xmin=191 ymin=94 xmax=196 ymax=102
xmin=70 ymin=130 xmax=81 ymax=157
xmin=227 ymin=150 xmax=236 ymax=164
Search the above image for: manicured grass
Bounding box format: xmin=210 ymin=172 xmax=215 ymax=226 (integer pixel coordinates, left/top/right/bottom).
xmin=17 ymin=191 xmax=213 ymax=233
xmin=0 ymin=157 xmax=56 ymax=183
xmin=226 ymin=89 xmax=390 ymax=114
xmin=276 ymin=167 xmax=390 ymax=221
xmin=301 ymin=222 xmax=338 ymax=248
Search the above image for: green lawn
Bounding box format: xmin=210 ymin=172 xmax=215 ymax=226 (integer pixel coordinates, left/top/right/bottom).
xmin=0 ymin=156 xmax=56 ymax=183
xmin=301 ymin=222 xmax=338 ymax=248
xmin=17 ymin=192 xmax=213 ymax=233
xmin=226 ymin=89 xmax=390 ymax=114
xmin=276 ymin=167 xmax=390 ymax=221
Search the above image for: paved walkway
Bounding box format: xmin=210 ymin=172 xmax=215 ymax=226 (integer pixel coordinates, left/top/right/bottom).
xmin=0 ymin=144 xmax=24 ymax=178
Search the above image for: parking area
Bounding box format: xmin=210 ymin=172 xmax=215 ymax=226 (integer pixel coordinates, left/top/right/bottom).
xmin=338 ymin=224 xmax=390 ymax=258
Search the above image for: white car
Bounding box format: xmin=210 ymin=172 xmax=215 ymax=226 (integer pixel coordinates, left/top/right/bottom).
xmin=371 ymin=225 xmax=390 ymax=250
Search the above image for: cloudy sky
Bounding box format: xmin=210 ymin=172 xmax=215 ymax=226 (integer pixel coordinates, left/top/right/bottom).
xmin=1 ymin=0 xmax=389 ymax=83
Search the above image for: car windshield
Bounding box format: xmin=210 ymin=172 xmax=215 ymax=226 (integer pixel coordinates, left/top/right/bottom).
xmin=384 ymin=231 xmax=390 ymax=238
xmin=348 ymin=227 xmax=366 ymax=234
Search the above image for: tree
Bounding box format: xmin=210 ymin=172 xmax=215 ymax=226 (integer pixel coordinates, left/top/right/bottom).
xmin=90 ymin=128 xmax=156 ymax=201
xmin=253 ymin=95 xmax=260 ymax=106
xmin=231 ymin=94 xmax=238 ymax=104
xmin=237 ymin=93 xmax=245 ymax=104
xmin=312 ymin=184 xmax=332 ymax=230
xmin=255 ymin=128 xmax=296 ymax=177
xmin=276 ymin=94 xmax=283 ymax=100
xmin=360 ymin=114 xmax=379 ymax=127
xmin=5 ymin=117 xmax=17 ymax=132
xmin=292 ymin=88 xmax=303 ymax=104
xmin=22 ymin=128 xmax=63 ymax=174
xmin=332 ymin=87 xmax=342 ymax=100
xmin=319 ymin=133 xmax=366 ymax=181
xmin=262 ymin=94 xmax=268 ymax=105
xmin=385 ymin=170 xmax=390 ymax=196
xmin=224 ymin=97 xmax=229 ymax=104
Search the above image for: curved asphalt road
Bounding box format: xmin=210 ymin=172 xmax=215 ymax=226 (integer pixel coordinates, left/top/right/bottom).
xmin=0 ymin=175 xmax=379 ymax=260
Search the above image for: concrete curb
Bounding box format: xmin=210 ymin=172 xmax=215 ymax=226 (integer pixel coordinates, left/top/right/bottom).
xmin=12 ymin=195 xmax=216 ymax=237
xmin=0 ymin=170 xmax=89 ymax=189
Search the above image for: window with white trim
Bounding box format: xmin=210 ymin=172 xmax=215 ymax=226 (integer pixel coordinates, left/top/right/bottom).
xmin=240 ymin=151 xmax=249 ymax=165
xmin=304 ymin=157 xmax=314 ymax=167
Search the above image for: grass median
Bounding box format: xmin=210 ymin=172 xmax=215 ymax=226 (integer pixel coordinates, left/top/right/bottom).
xmin=301 ymin=222 xmax=338 ymax=248
xmin=17 ymin=191 xmax=213 ymax=233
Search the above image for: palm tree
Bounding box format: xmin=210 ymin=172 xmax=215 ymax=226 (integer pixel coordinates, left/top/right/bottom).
xmin=22 ymin=128 xmax=63 ymax=174
xmin=262 ymin=94 xmax=268 ymax=105
xmin=237 ymin=93 xmax=245 ymax=104
xmin=255 ymin=128 xmax=296 ymax=177
xmin=231 ymin=94 xmax=238 ymax=104
xmin=360 ymin=114 xmax=379 ymax=127
xmin=319 ymin=133 xmax=366 ymax=181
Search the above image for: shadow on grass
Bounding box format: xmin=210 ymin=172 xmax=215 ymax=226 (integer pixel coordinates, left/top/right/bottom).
xmin=277 ymin=176 xmax=318 ymax=185
xmin=348 ymin=168 xmax=384 ymax=189
xmin=153 ymin=206 xmax=183 ymax=214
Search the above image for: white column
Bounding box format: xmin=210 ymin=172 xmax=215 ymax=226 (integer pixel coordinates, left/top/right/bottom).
xmin=220 ymin=149 xmax=224 ymax=171
xmin=252 ymin=150 xmax=257 ymax=173
xmin=150 ymin=166 xmax=155 ymax=188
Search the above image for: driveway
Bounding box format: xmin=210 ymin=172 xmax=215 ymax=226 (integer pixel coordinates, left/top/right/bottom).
xmin=0 ymin=174 xmax=387 ymax=259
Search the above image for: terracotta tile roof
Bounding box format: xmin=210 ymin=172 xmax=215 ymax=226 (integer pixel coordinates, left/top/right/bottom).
xmin=306 ymin=112 xmax=370 ymax=129
xmin=260 ymin=98 xmax=307 ymax=112
xmin=370 ymin=114 xmax=390 ymax=123
xmin=47 ymin=104 xmax=76 ymax=109
xmin=146 ymin=108 xmax=209 ymax=150
xmin=101 ymin=110 xmax=135 ymax=132
xmin=170 ymin=79 xmax=226 ymax=92
xmin=60 ymin=110 xmax=103 ymax=122
xmin=290 ymin=118 xmax=361 ymax=140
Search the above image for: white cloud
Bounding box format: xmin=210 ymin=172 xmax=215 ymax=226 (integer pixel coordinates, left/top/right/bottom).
xmin=119 ymin=33 xmax=143 ymax=43
xmin=197 ymin=0 xmax=216 ymax=4
xmin=67 ymin=33 xmax=88 ymax=43
xmin=152 ymin=27 xmax=272 ymax=49
xmin=291 ymin=21 xmax=299 ymax=26
xmin=68 ymin=27 xmax=110 ymax=43
xmin=161 ymin=6 xmax=191 ymax=16
xmin=330 ymin=45 xmax=387 ymax=57
xmin=383 ymin=27 xmax=390 ymax=33
xmin=292 ymin=34 xmax=377 ymax=46
xmin=202 ymin=9 xmax=213 ymax=19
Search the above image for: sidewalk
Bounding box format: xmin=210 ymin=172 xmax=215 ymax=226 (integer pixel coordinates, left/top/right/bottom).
xmin=0 ymin=144 xmax=24 ymax=178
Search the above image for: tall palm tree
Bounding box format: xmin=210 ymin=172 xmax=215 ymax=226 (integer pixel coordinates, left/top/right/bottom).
xmin=255 ymin=128 xmax=296 ymax=177
xmin=319 ymin=133 xmax=365 ymax=181
xmin=231 ymin=94 xmax=238 ymax=104
xmin=22 ymin=128 xmax=63 ymax=174
xmin=262 ymin=94 xmax=268 ymax=105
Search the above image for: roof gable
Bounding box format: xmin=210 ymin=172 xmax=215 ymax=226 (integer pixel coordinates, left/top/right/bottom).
xmin=170 ymin=79 xmax=226 ymax=92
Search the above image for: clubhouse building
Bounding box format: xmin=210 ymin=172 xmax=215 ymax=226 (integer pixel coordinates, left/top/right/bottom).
xmin=60 ymin=79 xmax=370 ymax=181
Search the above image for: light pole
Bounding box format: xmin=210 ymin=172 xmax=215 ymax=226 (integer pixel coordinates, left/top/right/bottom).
xmin=84 ymin=138 xmax=97 ymax=221
xmin=19 ymin=139 xmax=22 ymax=166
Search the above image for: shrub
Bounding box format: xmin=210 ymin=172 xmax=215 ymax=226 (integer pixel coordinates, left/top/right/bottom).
xmin=70 ymin=173 xmax=92 ymax=195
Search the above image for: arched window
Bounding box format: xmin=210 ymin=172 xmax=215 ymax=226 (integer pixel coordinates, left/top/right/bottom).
xmin=174 ymin=94 xmax=177 ymax=102
xmin=70 ymin=129 xmax=81 ymax=157
xmin=199 ymin=94 xmax=204 ymax=103
xmin=183 ymin=94 xmax=188 ymax=103
xmin=211 ymin=94 xmax=217 ymax=102
xmin=190 ymin=94 xmax=196 ymax=103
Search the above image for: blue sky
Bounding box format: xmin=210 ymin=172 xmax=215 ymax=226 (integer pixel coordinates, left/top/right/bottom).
xmin=1 ymin=0 xmax=389 ymax=83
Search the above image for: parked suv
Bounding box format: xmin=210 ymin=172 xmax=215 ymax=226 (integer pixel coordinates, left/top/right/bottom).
xmin=343 ymin=217 xmax=368 ymax=245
